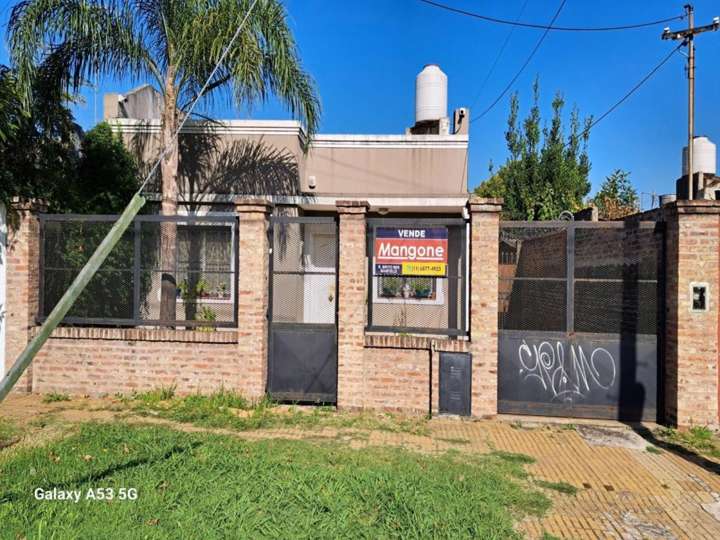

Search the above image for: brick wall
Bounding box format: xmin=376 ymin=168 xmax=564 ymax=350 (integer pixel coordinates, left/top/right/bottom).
xmin=363 ymin=334 xmax=469 ymax=414
xmin=664 ymin=200 xmax=720 ymax=427
xmin=469 ymin=198 xmax=502 ymax=417
xmin=32 ymin=327 xmax=240 ymax=396
xmin=235 ymin=199 xmax=272 ymax=399
xmin=336 ymin=201 xmax=369 ymax=409
xmin=4 ymin=200 xmax=46 ymax=393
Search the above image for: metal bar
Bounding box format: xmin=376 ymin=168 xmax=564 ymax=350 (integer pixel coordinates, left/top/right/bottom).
xmin=498 ymin=277 xmax=567 ymax=282
xmin=133 ymin=220 xmax=141 ymax=321
xmin=367 ymin=224 xmax=376 ymax=328
xmin=367 ymin=218 xmax=466 ymax=226
xmin=232 ymin=218 xmax=239 ymax=327
xmin=39 ymin=214 xmax=242 ymax=224
xmin=43 ymin=267 xmax=134 ymax=273
xmin=36 ymin=316 xmax=236 ymax=328
xmin=566 ymin=223 xmax=575 ymax=333
xmin=574 ymin=278 xmax=659 ymax=284
xmin=272 ymin=270 xmax=337 ymax=276
xmin=135 ymin=215 xmax=236 ymax=223
xmin=270 ymin=216 xmax=336 ymax=224
xmin=499 ymin=329 xmax=659 ymax=342
xmin=461 ymin=223 xmax=467 ymax=334
xmin=365 ymin=325 xmax=467 ymax=337
xmin=500 ymin=220 xmax=660 ymax=229
xmin=37 ymin=218 xmax=46 ymax=321
xmin=271 ymin=322 xmax=337 ymax=331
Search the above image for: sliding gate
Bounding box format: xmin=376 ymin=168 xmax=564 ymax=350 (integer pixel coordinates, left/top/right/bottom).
xmin=267 ymin=216 xmax=338 ymax=403
xmin=497 ymin=221 xmax=663 ymax=421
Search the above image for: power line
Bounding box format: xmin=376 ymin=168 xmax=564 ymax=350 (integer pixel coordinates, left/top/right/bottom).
xmin=578 ymin=44 xmax=682 ymax=140
xmin=417 ymin=0 xmax=684 ymax=32
xmin=472 ymin=0 xmax=566 ymax=123
xmin=469 ymin=0 xmax=529 ymax=111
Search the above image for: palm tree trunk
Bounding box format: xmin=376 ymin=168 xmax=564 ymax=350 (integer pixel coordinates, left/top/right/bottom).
xmin=159 ymin=67 xmax=179 ymax=323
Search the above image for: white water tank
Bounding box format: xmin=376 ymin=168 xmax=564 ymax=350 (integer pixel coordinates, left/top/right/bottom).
xmin=415 ymin=64 xmax=447 ymax=123
xmin=682 ymin=136 xmax=717 ymax=176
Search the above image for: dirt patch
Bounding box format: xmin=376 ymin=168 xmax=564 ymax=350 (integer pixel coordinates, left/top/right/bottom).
xmin=577 ymin=425 xmax=647 ymax=451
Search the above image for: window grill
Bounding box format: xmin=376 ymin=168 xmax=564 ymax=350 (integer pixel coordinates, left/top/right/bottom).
xmin=366 ymin=218 xmax=468 ymax=336
xmin=39 ymin=214 xmax=238 ymax=328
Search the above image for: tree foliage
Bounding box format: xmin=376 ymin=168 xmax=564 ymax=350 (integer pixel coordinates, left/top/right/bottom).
xmin=592 ymin=169 xmax=638 ymax=220
xmin=474 ymin=79 xmax=592 ymax=220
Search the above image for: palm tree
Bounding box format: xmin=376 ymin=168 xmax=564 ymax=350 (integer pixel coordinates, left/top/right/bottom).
xmin=8 ymin=0 xmax=320 ymax=321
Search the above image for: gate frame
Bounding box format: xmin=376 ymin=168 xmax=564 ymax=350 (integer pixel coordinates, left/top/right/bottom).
xmin=266 ymin=215 xmax=339 ymax=403
xmin=497 ymin=219 xmax=665 ymax=421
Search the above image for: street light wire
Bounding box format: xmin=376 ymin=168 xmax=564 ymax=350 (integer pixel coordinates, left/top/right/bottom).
xmin=471 ymin=0 xmax=567 ymax=123
xmin=417 ymin=0 xmax=684 ymax=32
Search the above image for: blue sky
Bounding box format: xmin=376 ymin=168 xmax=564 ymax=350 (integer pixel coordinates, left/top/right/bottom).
xmin=2 ymin=0 xmax=719 ymax=205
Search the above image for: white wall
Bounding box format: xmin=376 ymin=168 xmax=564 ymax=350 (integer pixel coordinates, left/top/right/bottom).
xmin=0 ymin=202 xmax=6 ymax=377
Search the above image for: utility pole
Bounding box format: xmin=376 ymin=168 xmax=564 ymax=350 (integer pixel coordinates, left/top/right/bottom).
xmin=662 ymin=5 xmax=719 ymax=199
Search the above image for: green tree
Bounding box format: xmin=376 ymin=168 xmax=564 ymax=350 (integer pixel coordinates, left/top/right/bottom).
xmin=9 ymin=0 xmax=320 ymax=320
xmin=70 ymin=122 xmax=140 ymax=214
xmin=592 ymin=169 xmax=638 ymax=219
xmin=474 ymin=79 xmax=592 ymax=220
xmin=0 ymin=63 xmax=80 ymax=213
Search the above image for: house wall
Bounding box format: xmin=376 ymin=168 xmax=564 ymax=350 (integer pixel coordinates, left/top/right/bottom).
xmin=107 ymin=120 xmax=468 ymax=198
xmin=5 ymin=196 xmax=720 ymax=426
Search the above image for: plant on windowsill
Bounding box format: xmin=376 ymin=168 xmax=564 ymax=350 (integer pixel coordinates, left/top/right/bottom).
xmin=382 ymin=276 xmax=402 ymax=298
xmin=412 ymin=279 xmax=431 ymax=299
xmin=196 ymin=306 xmax=217 ymax=332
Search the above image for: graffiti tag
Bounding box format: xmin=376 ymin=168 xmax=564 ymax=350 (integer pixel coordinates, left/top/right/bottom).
xmin=517 ymin=340 xmax=616 ymax=402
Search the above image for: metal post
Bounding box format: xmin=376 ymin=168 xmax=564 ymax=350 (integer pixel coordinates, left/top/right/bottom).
xmin=687 ymin=4 xmax=695 ymax=198
xmin=661 ymin=4 xmax=720 ymax=199
xmin=133 ymin=219 xmax=141 ymax=322
xmin=566 ymin=223 xmax=575 ymax=334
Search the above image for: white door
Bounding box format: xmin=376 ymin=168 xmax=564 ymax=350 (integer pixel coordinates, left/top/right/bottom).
xmin=0 ymin=202 xmax=6 ymax=377
xmin=303 ymin=226 xmax=336 ymax=324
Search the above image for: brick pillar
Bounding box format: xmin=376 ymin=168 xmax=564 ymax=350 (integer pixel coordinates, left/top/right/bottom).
xmin=4 ymin=198 xmax=46 ymax=393
xmin=235 ymin=198 xmax=272 ymax=400
xmin=336 ymin=200 xmax=369 ymax=410
xmin=664 ymin=200 xmax=720 ymax=427
xmin=468 ymin=197 xmax=502 ymax=417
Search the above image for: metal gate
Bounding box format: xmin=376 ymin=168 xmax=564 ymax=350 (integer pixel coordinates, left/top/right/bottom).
xmin=267 ymin=216 xmax=338 ymax=403
xmin=497 ymin=221 xmax=664 ymax=421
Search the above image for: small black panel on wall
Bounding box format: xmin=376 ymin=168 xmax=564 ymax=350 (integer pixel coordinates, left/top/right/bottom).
xmin=439 ymin=352 xmax=472 ymax=416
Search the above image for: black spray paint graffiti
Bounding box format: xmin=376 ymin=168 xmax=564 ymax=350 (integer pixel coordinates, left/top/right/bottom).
xmin=517 ymin=340 xmax=616 ymax=402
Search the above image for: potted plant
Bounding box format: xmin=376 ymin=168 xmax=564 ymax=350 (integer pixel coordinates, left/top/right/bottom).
xmin=412 ymin=279 xmax=431 ymax=299
xmin=382 ymin=276 xmax=401 ymax=297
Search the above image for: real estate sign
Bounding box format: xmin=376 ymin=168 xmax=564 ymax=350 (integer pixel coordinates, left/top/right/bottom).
xmin=374 ymin=227 xmax=448 ymax=277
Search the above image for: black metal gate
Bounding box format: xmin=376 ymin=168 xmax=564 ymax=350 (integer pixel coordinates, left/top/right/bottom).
xmin=267 ymin=216 xmax=338 ymax=403
xmin=497 ymin=221 xmax=664 ymax=421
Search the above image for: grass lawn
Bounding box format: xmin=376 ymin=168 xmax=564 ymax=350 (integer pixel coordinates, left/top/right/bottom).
xmin=0 ymin=422 xmax=550 ymax=539
xmin=128 ymin=387 xmax=429 ymax=435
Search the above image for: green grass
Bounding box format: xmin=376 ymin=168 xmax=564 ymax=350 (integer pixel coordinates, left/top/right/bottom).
xmin=0 ymin=417 xmax=20 ymax=448
xmin=130 ymin=389 xmax=429 ymax=435
xmin=646 ymin=445 xmax=662 ymax=454
xmin=0 ymin=423 xmax=549 ymax=538
xmin=42 ymin=392 xmax=71 ymax=404
xmin=534 ymin=479 xmax=578 ymax=495
xmin=655 ymin=426 xmax=720 ymax=459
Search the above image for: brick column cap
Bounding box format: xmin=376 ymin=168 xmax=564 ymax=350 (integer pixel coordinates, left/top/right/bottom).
xmin=468 ymin=197 xmax=503 ymax=213
xmin=665 ymin=199 xmax=720 ymax=215
xmin=336 ymin=200 xmax=369 ymax=214
xmin=234 ymin=197 xmax=274 ymax=214
xmin=10 ymin=197 xmax=48 ymax=212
